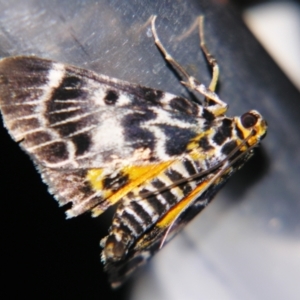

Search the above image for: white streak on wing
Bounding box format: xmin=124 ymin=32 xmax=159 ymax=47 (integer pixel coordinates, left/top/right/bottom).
xmin=65 ymin=124 xmax=98 ymax=138
xmin=48 ymin=63 xmax=66 ymax=86
xmin=26 ymin=123 xmax=98 ymax=151
xmin=75 ymin=150 xmax=99 ymax=161
xmin=36 ymin=63 xmax=65 ymax=107
xmin=54 ymin=99 xmax=88 ymax=103
xmin=14 ymin=128 xmax=44 ymax=140
xmin=2 ymin=100 xmax=46 ymax=106
xmin=48 ymin=106 xmax=82 ymax=114
xmin=151 ymin=106 xmax=200 ymax=128
xmin=66 ymin=191 xmax=102 ymax=218
xmin=159 ymin=92 xmax=176 ymax=105
xmin=34 ymin=63 xmax=65 ymax=126
xmin=66 ymin=139 xmax=76 ymax=165
xmin=140 ymin=107 xmax=199 ymax=160
xmin=26 ymin=138 xmax=65 ymax=151
xmin=144 ymin=125 xmax=168 ymax=160
xmin=8 ymin=114 xmax=40 ymax=121
xmin=49 ymin=108 xmax=102 ymax=127
xmin=12 ymin=64 xmax=66 ymax=142
xmin=117 ymin=94 xmax=132 ymax=106
xmin=92 ymin=88 xmax=105 ymax=105
xmin=38 ymin=159 xmax=77 ymax=169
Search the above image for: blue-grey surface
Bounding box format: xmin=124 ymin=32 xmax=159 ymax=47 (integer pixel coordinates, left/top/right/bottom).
xmin=1 ymin=0 xmax=299 ymax=299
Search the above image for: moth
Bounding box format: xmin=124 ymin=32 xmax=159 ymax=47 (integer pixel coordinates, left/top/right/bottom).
xmin=0 ymin=16 xmax=267 ymax=287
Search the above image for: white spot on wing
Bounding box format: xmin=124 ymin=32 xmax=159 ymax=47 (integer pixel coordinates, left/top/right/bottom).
xmin=117 ymin=94 xmax=132 ymax=106
xmin=48 ymin=63 xmax=65 ymax=88
xmin=92 ymin=111 xmax=127 ymax=156
xmin=92 ymin=87 xmax=106 ymax=105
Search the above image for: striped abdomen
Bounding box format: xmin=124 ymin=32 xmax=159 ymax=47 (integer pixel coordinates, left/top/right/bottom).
xmin=101 ymin=155 xmax=212 ymax=262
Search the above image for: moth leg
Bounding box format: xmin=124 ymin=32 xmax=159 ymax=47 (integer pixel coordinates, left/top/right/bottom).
xmin=151 ymin=16 xmax=228 ymax=117
xmin=198 ymin=16 xmax=219 ymax=93
xmin=151 ymin=16 xmax=194 ymax=87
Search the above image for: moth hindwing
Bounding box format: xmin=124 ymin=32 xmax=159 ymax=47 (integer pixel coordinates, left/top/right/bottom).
xmin=0 ymin=15 xmax=267 ymax=288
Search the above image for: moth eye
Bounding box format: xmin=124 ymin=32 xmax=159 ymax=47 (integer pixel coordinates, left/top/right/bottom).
xmin=241 ymin=112 xmax=258 ymax=128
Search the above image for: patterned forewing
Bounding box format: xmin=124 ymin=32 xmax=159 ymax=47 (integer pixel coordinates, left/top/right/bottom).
xmin=0 ymin=56 xmax=211 ymax=218
xmin=0 ymin=56 xmax=215 ymax=217
xmin=0 ymin=56 xmax=208 ymax=171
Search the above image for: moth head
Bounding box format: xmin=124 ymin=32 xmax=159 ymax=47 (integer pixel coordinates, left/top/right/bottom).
xmin=235 ymin=110 xmax=268 ymax=147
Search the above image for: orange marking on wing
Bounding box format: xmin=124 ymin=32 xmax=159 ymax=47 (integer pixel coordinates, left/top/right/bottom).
xmin=157 ymin=180 xmax=209 ymax=228
xmin=88 ymin=161 xmax=175 ymax=216
xmin=107 ymin=162 xmax=174 ymax=204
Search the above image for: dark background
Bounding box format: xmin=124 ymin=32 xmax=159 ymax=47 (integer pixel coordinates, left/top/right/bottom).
xmin=1 ymin=0 xmax=299 ymax=299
